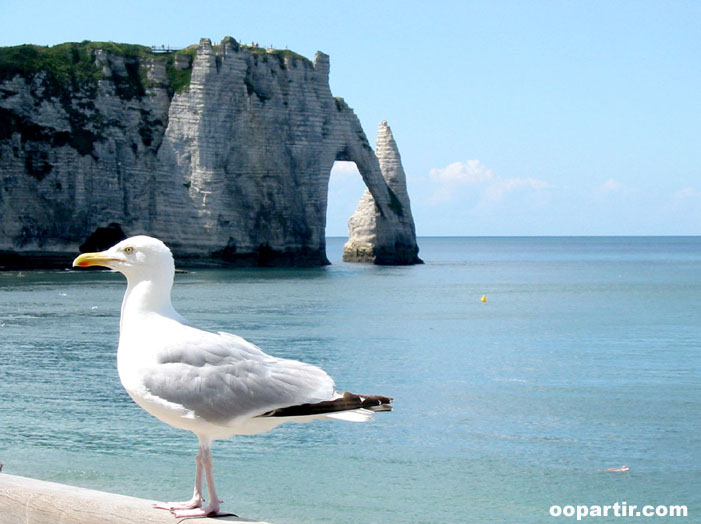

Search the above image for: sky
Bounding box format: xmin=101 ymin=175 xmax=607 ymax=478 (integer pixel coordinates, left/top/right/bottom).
xmin=1 ymin=0 xmax=699 ymax=236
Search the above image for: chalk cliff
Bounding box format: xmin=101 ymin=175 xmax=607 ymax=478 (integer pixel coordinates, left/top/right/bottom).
xmin=344 ymin=121 xmax=421 ymax=264
xmin=0 ymin=38 xmax=420 ymax=267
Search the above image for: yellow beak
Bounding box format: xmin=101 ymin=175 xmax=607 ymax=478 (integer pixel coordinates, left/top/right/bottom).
xmin=72 ymin=251 xmax=119 ymax=268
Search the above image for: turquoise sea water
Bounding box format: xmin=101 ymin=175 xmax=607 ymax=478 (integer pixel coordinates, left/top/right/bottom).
xmin=0 ymin=237 xmax=699 ymax=523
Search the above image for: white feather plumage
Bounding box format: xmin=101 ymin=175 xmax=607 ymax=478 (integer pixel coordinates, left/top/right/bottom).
xmin=73 ymin=235 xmax=391 ymax=518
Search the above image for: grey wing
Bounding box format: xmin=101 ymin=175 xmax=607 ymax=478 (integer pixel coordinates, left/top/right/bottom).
xmin=142 ymin=328 xmax=336 ymax=424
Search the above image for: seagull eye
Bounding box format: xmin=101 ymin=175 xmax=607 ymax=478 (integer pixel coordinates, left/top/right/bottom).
xmin=123 ymin=247 xmax=134 ymax=254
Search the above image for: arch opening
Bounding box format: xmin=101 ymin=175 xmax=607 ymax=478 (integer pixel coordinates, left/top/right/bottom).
xmin=326 ymin=161 xmax=366 ymax=260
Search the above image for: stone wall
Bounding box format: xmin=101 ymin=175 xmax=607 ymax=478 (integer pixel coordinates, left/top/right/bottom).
xmin=0 ymin=473 xmax=268 ymax=523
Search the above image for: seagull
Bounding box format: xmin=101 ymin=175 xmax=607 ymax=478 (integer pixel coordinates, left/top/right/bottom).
xmin=73 ymin=235 xmax=392 ymax=518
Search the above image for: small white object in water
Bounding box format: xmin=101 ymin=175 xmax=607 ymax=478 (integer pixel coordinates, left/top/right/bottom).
xmin=604 ymin=465 xmax=629 ymax=472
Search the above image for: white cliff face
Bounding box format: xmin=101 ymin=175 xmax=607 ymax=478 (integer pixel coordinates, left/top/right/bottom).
xmin=344 ymin=121 xmax=421 ymax=264
xmin=0 ymin=48 xmax=170 ymax=259
xmin=376 ymin=120 xmax=412 ymax=209
xmin=0 ymin=39 xmax=420 ymax=267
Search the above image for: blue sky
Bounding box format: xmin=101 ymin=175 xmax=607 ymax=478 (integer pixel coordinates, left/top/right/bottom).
xmin=1 ymin=0 xmax=699 ymax=235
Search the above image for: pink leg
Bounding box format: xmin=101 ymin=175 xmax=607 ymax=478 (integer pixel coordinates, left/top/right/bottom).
xmin=153 ymin=445 xmax=205 ymax=511
xmin=172 ymin=439 xmax=222 ymax=518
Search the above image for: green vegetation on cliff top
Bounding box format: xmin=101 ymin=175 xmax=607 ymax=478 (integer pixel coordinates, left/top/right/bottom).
xmin=0 ymin=41 xmax=196 ymax=96
xmin=164 ymin=45 xmax=197 ymax=94
xmin=240 ymin=45 xmax=310 ymax=64
xmin=0 ymin=39 xmax=312 ymax=98
xmin=0 ymin=42 xmax=146 ymax=84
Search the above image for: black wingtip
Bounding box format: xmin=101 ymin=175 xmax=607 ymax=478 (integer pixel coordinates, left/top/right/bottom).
xmin=346 ymin=392 xmax=393 ymax=410
xmin=260 ymin=391 xmax=394 ymax=418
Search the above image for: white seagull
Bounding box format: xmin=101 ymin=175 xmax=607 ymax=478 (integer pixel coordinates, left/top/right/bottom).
xmin=73 ymin=235 xmax=392 ymax=518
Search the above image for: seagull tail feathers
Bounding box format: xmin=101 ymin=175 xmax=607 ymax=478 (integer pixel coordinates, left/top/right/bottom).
xmin=324 ymin=408 xmax=374 ymax=422
xmin=260 ymin=392 xmax=393 ymax=419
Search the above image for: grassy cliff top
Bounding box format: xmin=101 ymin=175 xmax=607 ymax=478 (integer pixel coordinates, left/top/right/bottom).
xmin=0 ymin=41 xmax=197 ymax=95
xmin=239 ymin=44 xmax=310 ymax=64
xmin=0 ymin=42 xmax=150 ymax=83
xmin=0 ymin=40 xmax=313 ymax=97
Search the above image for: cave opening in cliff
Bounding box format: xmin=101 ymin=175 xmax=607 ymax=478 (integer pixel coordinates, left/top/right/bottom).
xmin=327 ymin=161 xmax=366 ymax=241
xmin=79 ymin=223 xmax=128 ymax=253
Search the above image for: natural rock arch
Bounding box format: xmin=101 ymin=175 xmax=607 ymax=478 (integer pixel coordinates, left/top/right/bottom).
xmin=0 ymin=38 xmax=420 ymax=267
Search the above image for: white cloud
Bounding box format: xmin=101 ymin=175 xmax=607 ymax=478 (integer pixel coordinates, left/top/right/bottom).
xmin=483 ymin=177 xmax=553 ymax=202
xmin=428 ymin=160 xmax=553 ymax=206
xmin=671 ymin=187 xmax=700 ymax=200
xmin=429 ymin=160 xmax=495 ymax=185
xmin=598 ymin=178 xmax=625 ymax=193
xmin=663 ymin=187 xmax=701 ymax=228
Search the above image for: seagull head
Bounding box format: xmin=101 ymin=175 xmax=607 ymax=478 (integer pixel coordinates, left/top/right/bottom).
xmin=72 ymin=235 xmax=175 ymax=282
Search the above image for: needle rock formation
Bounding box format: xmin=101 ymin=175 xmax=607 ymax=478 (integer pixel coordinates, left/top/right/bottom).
xmin=0 ymin=38 xmax=420 ymax=267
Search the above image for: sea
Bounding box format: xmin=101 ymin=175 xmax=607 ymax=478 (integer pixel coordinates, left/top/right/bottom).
xmin=0 ymin=237 xmax=699 ymax=524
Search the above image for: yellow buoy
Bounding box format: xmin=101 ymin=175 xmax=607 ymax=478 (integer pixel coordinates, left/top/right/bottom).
xmin=481 ymin=295 xmax=487 ymax=303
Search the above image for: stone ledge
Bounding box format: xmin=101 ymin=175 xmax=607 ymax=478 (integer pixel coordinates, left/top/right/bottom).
xmin=0 ymin=474 xmax=272 ymax=524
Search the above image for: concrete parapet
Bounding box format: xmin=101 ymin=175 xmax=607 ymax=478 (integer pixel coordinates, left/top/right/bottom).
xmin=0 ymin=474 xmax=271 ymax=524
